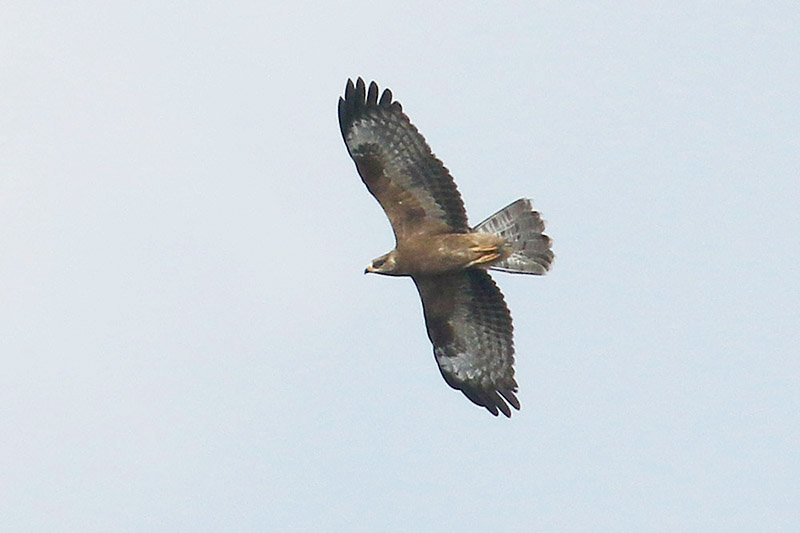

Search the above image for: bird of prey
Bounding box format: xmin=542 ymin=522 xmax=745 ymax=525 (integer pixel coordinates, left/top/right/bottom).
xmin=338 ymin=78 xmax=553 ymax=417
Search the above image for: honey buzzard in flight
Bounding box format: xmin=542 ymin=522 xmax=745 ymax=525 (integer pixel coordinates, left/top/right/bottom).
xmin=338 ymin=78 xmax=553 ymax=417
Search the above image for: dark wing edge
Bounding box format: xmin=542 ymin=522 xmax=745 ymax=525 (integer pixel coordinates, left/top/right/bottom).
xmin=338 ymin=78 xmax=469 ymax=239
xmin=413 ymin=270 xmax=520 ymax=417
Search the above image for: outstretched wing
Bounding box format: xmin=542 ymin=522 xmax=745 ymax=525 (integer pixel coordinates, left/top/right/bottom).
xmin=338 ymin=78 xmax=469 ymax=241
xmin=413 ymin=270 xmax=520 ymax=417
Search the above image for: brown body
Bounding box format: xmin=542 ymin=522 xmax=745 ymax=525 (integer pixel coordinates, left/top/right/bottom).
xmin=367 ymin=233 xmax=512 ymax=276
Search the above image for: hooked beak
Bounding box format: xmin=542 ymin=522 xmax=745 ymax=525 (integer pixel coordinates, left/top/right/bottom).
xmin=364 ymin=264 xmax=374 ymax=274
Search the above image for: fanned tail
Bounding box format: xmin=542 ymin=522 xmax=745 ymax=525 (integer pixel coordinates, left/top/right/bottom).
xmin=474 ymin=198 xmax=554 ymax=275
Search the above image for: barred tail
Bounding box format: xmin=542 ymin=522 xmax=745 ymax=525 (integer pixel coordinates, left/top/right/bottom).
xmin=473 ymin=198 xmax=554 ymax=275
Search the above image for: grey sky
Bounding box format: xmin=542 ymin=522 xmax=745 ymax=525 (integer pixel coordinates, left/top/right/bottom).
xmin=2 ymin=2 xmax=798 ymax=531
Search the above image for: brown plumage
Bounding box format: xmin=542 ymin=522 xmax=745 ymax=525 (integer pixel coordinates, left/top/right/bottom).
xmin=338 ymin=78 xmax=553 ymax=417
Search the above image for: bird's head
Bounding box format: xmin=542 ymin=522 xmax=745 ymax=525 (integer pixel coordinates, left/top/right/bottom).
xmin=365 ymin=251 xmax=399 ymax=275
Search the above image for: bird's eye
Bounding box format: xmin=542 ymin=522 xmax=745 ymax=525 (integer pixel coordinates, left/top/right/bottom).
xmin=373 ymin=258 xmax=386 ymax=268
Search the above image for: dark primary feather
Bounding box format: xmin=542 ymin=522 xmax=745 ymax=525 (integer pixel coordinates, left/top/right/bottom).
xmin=413 ymin=270 xmax=519 ymax=417
xmin=338 ymin=78 xmax=469 ymax=240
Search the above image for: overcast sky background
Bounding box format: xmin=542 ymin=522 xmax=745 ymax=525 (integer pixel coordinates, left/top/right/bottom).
xmin=2 ymin=2 xmax=799 ymax=531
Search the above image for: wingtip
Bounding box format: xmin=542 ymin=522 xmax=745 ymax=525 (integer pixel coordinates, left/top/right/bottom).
xmin=460 ymin=383 xmax=518 ymax=418
xmin=379 ymin=87 xmax=393 ymax=106
xmin=339 ymin=78 xmax=402 ymax=140
xmin=481 ymin=397 xmax=514 ymax=418
xmin=341 ymin=78 xmax=397 ymax=109
xmin=367 ymin=81 xmax=379 ymax=105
